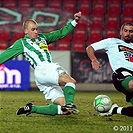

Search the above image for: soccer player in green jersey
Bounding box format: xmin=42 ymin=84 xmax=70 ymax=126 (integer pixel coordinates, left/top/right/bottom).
xmin=0 ymin=11 xmax=82 ymax=116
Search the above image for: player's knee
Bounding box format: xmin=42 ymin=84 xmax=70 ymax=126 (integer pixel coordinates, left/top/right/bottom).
xmin=70 ymin=78 xmax=76 ymax=84
xmin=129 ymin=80 xmax=133 ymax=91
xmin=59 ymin=73 xmax=77 ymax=85
xmin=122 ymin=77 xmax=133 ymax=92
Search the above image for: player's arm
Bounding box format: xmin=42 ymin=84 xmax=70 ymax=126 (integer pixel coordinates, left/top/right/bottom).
xmin=44 ymin=11 xmax=82 ymax=44
xmin=43 ymin=21 xmax=75 ymax=44
xmin=86 ymin=45 xmax=100 ymax=70
xmin=86 ymin=38 xmax=111 ymax=70
xmin=0 ymin=39 xmax=24 ymax=64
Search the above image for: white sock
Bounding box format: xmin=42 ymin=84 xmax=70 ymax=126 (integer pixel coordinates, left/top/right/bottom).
xmin=117 ymin=107 xmax=123 ymax=114
xmin=58 ymin=105 xmax=63 ymax=115
xmin=65 ymin=82 xmax=76 ymax=89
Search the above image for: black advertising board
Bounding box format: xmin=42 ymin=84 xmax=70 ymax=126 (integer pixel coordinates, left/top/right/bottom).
xmin=71 ymin=52 xmax=113 ymax=83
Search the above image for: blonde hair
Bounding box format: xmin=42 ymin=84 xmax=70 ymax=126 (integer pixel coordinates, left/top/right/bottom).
xmin=23 ymin=19 xmax=38 ymax=29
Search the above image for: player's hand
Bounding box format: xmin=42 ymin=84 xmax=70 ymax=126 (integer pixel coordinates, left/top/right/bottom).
xmin=91 ymin=60 xmax=100 ymax=70
xmin=74 ymin=11 xmax=82 ymax=23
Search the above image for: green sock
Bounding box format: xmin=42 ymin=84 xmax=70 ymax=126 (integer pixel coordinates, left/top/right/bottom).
xmin=63 ymin=83 xmax=76 ymax=104
xmin=31 ymin=104 xmax=58 ymax=116
xmin=130 ymin=97 xmax=133 ymax=105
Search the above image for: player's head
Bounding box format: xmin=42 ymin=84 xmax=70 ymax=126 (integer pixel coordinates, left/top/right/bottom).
xmin=23 ymin=19 xmax=39 ymax=39
xmin=120 ymin=22 xmax=133 ymax=43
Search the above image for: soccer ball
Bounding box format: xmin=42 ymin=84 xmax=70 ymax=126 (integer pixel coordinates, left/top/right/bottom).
xmin=93 ymin=94 xmax=112 ymax=113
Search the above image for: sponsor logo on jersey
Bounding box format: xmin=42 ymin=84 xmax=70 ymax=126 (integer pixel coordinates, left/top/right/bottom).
xmin=118 ymin=45 xmax=133 ymax=62
xmin=39 ymin=43 xmax=48 ymax=50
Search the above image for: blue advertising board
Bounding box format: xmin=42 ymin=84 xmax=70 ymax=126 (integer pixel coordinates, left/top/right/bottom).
xmin=0 ymin=60 xmax=30 ymax=90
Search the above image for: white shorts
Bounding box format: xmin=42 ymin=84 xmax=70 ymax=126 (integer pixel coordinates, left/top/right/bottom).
xmin=34 ymin=62 xmax=67 ymax=102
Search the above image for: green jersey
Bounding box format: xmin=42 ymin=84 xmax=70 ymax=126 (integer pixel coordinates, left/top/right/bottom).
xmin=0 ymin=21 xmax=75 ymax=68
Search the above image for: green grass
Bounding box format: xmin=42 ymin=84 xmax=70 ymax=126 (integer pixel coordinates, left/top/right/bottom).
xmin=0 ymin=91 xmax=132 ymax=133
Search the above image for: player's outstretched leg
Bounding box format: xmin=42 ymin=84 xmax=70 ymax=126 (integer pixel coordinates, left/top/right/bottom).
xmin=98 ymin=104 xmax=118 ymax=116
xmin=17 ymin=103 xmax=59 ymax=116
xmin=113 ymin=106 xmax=133 ymax=117
xmin=16 ymin=102 xmax=78 ymax=116
xmin=99 ymin=104 xmax=133 ymax=117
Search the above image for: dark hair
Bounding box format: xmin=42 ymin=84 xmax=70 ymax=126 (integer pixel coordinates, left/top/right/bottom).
xmin=121 ymin=22 xmax=133 ymax=30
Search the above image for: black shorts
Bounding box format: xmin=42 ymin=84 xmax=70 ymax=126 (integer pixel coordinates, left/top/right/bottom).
xmin=112 ymin=67 xmax=133 ymax=102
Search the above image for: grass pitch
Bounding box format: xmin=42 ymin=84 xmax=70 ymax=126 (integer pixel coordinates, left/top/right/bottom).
xmin=0 ymin=91 xmax=132 ymax=133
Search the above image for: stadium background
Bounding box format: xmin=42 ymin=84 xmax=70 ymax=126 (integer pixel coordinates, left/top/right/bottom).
xmin=0 ymin=0 xmax=133 ymax=91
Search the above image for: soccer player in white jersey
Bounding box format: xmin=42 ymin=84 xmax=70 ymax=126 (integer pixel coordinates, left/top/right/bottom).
xmin=0 ymin=12 xmax=82 ymax=116
xmin=86 ymin=22 xmax=133 ymax=117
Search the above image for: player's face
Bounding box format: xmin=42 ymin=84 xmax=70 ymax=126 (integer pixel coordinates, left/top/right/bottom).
xmin=25 ymin=22 xmax=39 ymax=39
xmin=120 ymin=25 xmax=133 ymax=43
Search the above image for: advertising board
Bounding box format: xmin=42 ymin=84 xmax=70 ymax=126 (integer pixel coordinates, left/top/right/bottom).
xmin=0 ymin=60 xmax=30 ymax=90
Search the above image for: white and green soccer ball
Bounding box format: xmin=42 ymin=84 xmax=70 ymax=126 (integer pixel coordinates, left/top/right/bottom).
xmin=93 ymin=94 xmax=112 ymax=113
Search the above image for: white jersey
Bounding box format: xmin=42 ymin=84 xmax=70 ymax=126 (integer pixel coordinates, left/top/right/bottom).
xmin=91 ymin=38 xmax=133 ymax=72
